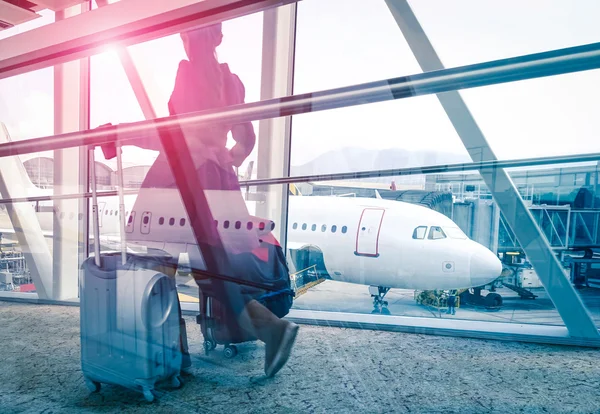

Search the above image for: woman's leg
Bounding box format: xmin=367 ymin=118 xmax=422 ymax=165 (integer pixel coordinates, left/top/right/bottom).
xmin=237 ymin=299 xmax=299 ymax=378
xmin=192 ymin=160 xmax=298 ymax=376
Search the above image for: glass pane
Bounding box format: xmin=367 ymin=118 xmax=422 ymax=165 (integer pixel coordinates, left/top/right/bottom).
xmin=461 ymin=69 xmax=600 ymax=160
xmin=91 ymin=12 xmax=265 ymax=185
xmin=412 ymin=0 xmax=600 ymax=67
xmin=285 ymin=173 xmax=573 ymax=327
xmin=0 ymin=68 xmax=53 ymax=141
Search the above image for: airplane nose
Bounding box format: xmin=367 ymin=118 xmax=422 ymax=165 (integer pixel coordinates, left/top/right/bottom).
xmin=469 ymin=248 xmax=502 ymax=287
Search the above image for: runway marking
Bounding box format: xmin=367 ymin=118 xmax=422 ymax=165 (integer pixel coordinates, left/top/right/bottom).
xmin=178 ymin=292 xmax=199 ymax=303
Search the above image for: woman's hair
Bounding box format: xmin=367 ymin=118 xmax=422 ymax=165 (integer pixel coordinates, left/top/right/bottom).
xmin=181 ymin=23 xmax=225 ymax=106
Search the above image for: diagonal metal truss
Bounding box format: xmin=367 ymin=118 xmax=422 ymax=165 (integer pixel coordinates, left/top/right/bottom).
xmin=385 ymin=0 xmax=599 ymax=339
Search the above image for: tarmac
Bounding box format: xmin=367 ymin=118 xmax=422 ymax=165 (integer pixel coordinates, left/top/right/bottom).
xmin=2 ymin=300 xmax=600 ymax=413
xmin=178 ymin=278 xmax=600 ymax=326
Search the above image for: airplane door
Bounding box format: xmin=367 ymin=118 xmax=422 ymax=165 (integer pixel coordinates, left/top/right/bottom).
xmin=140 ymin=211 xmax=152 ymax=234
xmin=126 ymin=211 xmax=136 ymax=234
xmin=355 ymin=208 xmax=385 ymax=257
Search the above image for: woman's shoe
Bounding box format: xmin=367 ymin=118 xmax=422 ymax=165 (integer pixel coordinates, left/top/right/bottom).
xmin=265 ymin=321 xmax=299 ymax=378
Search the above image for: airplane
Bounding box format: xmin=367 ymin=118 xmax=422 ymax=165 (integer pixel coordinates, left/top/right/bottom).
xmin=0 ymin=153 xmax=502 ymax=313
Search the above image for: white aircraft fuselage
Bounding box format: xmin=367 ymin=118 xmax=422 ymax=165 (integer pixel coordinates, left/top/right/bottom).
xmin=92 ymin=189 xmax=502 ymax=291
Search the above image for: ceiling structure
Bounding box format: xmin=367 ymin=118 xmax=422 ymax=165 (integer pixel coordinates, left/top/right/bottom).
xmin=0 ymin=0 xmax=85 ymax=29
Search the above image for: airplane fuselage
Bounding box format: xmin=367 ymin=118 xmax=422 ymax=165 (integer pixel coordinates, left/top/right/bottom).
xmin=102 ymin=190 xmax=502 ymax=291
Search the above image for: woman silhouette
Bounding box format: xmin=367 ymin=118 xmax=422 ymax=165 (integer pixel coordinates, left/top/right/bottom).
xmin=128 ymin=23 xmax=298 ymax=378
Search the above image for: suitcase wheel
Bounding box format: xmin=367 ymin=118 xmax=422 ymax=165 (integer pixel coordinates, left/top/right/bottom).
xmin=84 ymin=377 xmax=101 ymax=393
xmin=204 ymin=340 xmax=216 ymax=355
xmin=223 ymin=345 xmax=238 ymax=359
xmin=143 ymin=387 xmax=155 ymax=403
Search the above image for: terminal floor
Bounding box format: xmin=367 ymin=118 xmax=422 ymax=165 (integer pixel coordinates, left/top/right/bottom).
xmin=3 ymin=302 xmax=600 ymax=413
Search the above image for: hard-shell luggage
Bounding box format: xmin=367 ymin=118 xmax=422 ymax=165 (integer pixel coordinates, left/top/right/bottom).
xmin=80 ymin=254 xmax=183 ymax=402
xmin=80 ymin=140 xmax=182 ymax=402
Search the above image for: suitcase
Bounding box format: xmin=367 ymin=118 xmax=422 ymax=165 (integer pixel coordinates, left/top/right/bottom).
xmin=196 ymin=238 xmax=295 ymax=359
xmin=80 ymin=140 xmax=182 ymax=402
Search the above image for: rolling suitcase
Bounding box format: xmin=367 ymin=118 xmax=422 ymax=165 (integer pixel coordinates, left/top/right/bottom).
xmin=197 ymin=239 xmax=294 ymax=358
xmin=80 ymin=141 xmax=182 ymax=402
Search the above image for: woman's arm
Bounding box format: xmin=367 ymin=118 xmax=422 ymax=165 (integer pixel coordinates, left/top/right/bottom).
xmin=227 ymin=72 xmax=256 ymax=167
xmin=230 ymin=123 xmax=255 ymax=167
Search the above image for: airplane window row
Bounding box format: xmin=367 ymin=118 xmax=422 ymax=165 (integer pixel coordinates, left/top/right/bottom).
xmin=412 ymin=226 xmax=447 ymax=240
xmin=291 ymin=223 xmax=348 ymax=234
xmin=214 ymin=220 xmax=276 ymax=231
xmin=57 ymin=211 xmax=84 ymax=221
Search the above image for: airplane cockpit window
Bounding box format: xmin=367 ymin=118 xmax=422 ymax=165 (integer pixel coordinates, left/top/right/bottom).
xmin=428 ymin=226 xmax=447 ymax=240
xmin=271 ymin=222 xmax=276 ymax=230
xmin=331 ymin=225 xmax=337 ymax=233
xmin=412 ymin=226 xmax=427 ymax=239
xmin=444 ymin=227 xmax=468 ymax=239
xmin=342 ymin=226 xmax=348 ymax=234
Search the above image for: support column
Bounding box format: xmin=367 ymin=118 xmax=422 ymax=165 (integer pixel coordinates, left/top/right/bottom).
xmin=256 ymin=4 xmax=297 ymax=250
xmin=385 ymin=0 xmax=599 ymax=339
xmin=53 ymin=2 xmax=90 ymax=300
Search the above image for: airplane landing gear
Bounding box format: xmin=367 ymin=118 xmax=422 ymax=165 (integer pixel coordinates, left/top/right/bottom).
xmin=370 ymin=286 xmax=390 ymax=314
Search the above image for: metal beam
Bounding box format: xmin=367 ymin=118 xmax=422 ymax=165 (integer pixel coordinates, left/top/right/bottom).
xmin=256 ymin=3 xmax=297 ymax=252
xmin=52 ymin=2 xmax=89 ymax=300
xmin=385 ymin=0 xmax=599 ymax=339
xmin=1 ymin=150 xmax=600 ymax=205
xmin=0 ymin=0 xmax=299 ymax=80
xmin=2 ymin=40 xmax=600 ymax=159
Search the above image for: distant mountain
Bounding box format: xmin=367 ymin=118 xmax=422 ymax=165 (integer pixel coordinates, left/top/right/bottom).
xmin=290 ymin=147 xmax=471 ymax=183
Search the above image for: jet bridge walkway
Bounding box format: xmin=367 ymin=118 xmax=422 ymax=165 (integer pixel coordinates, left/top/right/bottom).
xmin=500 ymin=205 xmax=600 ymax=251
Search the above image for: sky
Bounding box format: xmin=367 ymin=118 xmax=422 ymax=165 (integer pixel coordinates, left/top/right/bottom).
xmin=1 ymin=0 xmax=600 ymax=175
